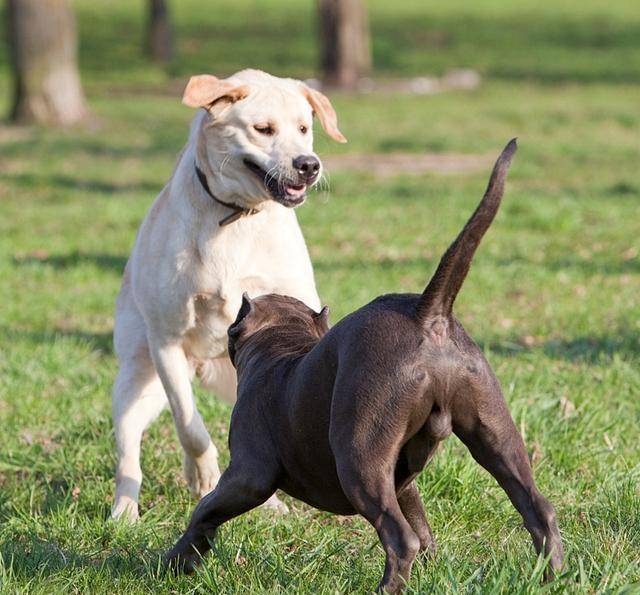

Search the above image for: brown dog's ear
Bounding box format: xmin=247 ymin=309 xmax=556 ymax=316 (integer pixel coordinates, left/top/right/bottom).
xmin=182 ymin=74 xmax=250 ymax=115
xmin=314 ymin=305 xmax=330 ymax=334
xmin=300 ymin=85 xmax=347 ymax=143
xmin=228 ymin=292 xmax=254 ymax=339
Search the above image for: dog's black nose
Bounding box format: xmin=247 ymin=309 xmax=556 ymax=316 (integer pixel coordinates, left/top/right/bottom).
xmin=293 ymin=155 xmax=320 ymax=181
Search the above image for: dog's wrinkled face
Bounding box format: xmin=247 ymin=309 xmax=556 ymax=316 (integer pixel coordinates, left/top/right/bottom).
xmin=183 ymin=69 xmax=346 ymax=208
xmin=228 ymin=293 xmax=329 ymax=365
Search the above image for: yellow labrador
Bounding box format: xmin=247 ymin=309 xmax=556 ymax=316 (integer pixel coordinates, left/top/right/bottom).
xmin=111 ymin=69 xmax=345 ymax=521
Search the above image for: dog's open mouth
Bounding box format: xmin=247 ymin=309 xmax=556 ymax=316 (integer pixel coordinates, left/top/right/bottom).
xmin=243 ymin=159 xmax=307 ymax=207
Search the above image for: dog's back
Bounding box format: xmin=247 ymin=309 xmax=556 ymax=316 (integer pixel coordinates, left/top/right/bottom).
xmin=227 ymin=140 xmax=518 ymax=512
xmin=272 ymin=140 xmax=519 ymax=502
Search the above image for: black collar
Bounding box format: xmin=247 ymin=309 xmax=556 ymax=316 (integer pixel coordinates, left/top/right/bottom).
xmin=194 ymin=163 xmax=259 ymax=226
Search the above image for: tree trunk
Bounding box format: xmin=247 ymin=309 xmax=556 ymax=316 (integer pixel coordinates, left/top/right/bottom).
xmin=146 ymin=0 xmax=173 ymax=64
xmin=7 ymin=0 xmax=88 ymax=125
xmin=318 ymin=0 xmax=371 ymax=89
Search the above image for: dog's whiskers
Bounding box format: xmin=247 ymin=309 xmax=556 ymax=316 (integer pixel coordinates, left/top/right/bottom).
xmin=263 ymin=164 xmax=279 ymax=189
xmin=218 ymin=154 xmax=231 ymax=187
xmin=319 ymin=170 xmax=331 ymax=193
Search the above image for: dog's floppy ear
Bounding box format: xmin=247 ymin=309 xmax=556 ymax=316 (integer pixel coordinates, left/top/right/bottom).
xmin=299 ymin=85 xmax=347 ymax=143
xmin=228 ymin=292 xmax=254 ymax=339
xmin=314 ymin=305 xmax=330 ymax=334
xmin=183 ymin=74 xmax=250 ymax=116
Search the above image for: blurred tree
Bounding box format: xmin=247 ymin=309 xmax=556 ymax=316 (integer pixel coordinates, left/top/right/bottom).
xmin=6 ymin=0 xmax=88 ymax=125
xmin=318 ymin=0 xmax=371 ymax=89
xmin=146 ymin=0 xmax=173 ymax=64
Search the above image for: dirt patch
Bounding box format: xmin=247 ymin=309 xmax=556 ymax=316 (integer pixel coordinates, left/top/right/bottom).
xmin=0 ymin=124 xmax=34 ymax=142
xmin=323 ymin=151 xmax=494 ymax=178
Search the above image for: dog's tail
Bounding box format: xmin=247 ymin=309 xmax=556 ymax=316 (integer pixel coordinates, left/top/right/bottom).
xmin=416 ymin=139 xmax=517 ymax=326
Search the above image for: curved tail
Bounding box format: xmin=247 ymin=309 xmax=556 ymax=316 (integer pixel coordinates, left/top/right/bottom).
xmin=416 ymin=139 xmax=517 ymax=324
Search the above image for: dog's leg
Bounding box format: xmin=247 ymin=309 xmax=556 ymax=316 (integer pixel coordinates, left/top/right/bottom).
xmin=112 ymin=342 xmax=167 ymax=521
xmin=198 ymin=356 xmax=289 ymax=515
xmin=397 ymin=482 xmax=436 ymax=555
xmin=452 ymin=382 xmax=564 ymax=579
xmin=338 ymin=467 xmax=420 ymax=594
xmin=331 ymin=380 xmax=422 ymax=593
xmin=151 ymin=342 xmax=220 ymax=500
xmin=165 ymin=461 xmax=276 ymax=574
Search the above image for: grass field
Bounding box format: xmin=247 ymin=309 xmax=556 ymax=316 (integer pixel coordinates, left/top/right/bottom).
xmin=1 ymin=0 xmax=639 ymax=593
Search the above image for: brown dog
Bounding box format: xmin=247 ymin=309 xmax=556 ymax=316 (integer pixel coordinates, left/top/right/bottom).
xmin=165 ymin=140 xmax=563 ymax=592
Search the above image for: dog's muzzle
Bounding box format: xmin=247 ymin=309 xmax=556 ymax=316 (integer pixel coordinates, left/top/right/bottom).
xmin=243 ymin=157 xmax=320 ymax=208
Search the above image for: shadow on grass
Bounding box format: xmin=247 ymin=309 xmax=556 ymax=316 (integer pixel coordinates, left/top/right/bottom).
xmin=495 ymin=255 xmax=640 ymax=275
xmin=314 ymin=252 xmax=640 ymax=276
xmin=4 ymin=172 xmax=162 ymax=196
xmin=1 ymin=135 xmax=179 ymax=162
xmin=0 ymin=537 xmax=162 ymax=584
xmin=1 ymin=326 xmax=114 ymax=355
xmin=481 ymin=330 xmax=640 ymax=364
xmin=373 ymin=13 xmax=640 ymax=84
xmin=13 ymin=251 xmax=127 ymax=274
xmin=0 ymin=469 xmax=167 ymax=585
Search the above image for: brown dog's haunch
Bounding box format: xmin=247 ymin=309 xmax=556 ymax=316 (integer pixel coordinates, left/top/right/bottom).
xmin=165 ymin=139 xmax=563 ymax=593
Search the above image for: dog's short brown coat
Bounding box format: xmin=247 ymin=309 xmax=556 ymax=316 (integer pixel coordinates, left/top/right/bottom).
xmin=166 ymin=140 xmax=563 ymax=593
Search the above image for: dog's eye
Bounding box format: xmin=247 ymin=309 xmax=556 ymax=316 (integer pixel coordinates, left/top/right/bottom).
xmin=299 ymin=124 xmax=308 ymax=134
xmin=254 ymin=124 xmax=275 ymax=136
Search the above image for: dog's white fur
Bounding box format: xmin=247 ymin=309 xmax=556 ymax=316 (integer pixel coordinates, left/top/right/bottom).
xmin=111 ymin=69 xmax=345 ymax=521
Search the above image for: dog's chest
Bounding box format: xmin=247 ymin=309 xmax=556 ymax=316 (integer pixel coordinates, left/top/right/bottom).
xmin=182 ymin=293 xmax=230 ymax=358
xmin=183 ymin=277 xmax=271 ymax=359
xmin=179 ymin=214 xmax=315 ymax=359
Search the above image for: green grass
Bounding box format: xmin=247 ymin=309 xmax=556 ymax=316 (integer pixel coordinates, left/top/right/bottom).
xmin=1 ymin=0 xmax=639 ymax=593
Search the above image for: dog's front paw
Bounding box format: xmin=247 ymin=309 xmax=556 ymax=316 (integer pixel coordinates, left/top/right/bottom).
xmin=261 ymin=493 xmax=289 ymax=514
xmin=183 ymin=446 xmax=221 ymax=500
xmin=164 ymin=543 xmax=200 ymax=576
xmin=111 ymin=497 xmax=140 ymax=523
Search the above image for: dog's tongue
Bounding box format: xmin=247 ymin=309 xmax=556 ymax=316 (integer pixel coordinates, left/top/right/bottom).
xmin=285 ymin=183 xmax=306 ymax=198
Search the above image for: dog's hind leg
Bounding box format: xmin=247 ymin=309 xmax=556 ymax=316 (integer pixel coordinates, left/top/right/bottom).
xmin=452 ymin=376 xmax=564 ymax=579
xmin=112 ymin=335 xmax=167 ymax=521
xmin=395 ymin=425 xmax=443 ymax=555
xmin=338 ymin=465 xmax=420 ymax=594
xmin=397 ymin=482 xmax=436 ymax=555
xmin=165 ymin=459 xmax=278 ymax=574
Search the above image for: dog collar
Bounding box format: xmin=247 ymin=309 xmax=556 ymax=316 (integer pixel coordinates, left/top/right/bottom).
xmin=195 ymin=163 xmax=259 ymax=226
